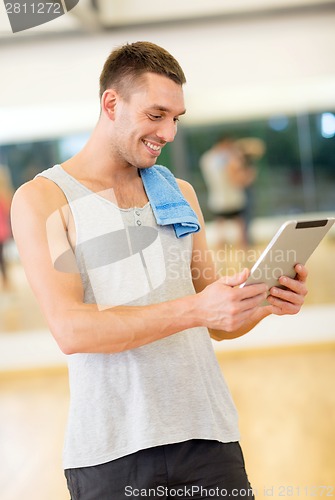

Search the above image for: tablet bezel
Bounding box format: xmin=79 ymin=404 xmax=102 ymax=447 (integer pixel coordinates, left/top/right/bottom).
xmin=240 ymin=217 xmax=335 ymax=294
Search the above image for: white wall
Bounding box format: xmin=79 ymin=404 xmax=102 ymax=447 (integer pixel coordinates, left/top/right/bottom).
xmin=1 ymin=7 xmax=335 ymax=142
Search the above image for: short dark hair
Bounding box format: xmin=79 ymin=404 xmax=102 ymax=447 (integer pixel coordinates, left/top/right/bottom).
xmin=99 ymin=41 xmax=186 ymax=100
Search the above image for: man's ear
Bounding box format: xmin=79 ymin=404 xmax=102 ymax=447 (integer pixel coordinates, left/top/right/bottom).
xmin=101 ymin=89 xmax=118 ymax=120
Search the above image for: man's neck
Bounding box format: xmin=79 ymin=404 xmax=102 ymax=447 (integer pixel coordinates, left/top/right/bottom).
xmin=62 ymin=149 xmax=149 ymax=209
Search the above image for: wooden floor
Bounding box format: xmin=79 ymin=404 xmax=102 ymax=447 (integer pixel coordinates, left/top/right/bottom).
xmin=0 ymin=237 xmax=334 ymax=499
xmin=220 ymin=346 xmax=335 ymax=498
xmin=0 ymin=369 xmax=70 ymax=500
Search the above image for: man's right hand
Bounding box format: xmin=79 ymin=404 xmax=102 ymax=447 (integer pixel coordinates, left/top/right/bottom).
xmin=195 ymin=268 xmax=268 ymax=334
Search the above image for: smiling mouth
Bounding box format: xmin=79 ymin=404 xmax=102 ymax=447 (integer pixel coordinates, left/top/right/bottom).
xmin=143 ymin=140 xmax=162 ymax=154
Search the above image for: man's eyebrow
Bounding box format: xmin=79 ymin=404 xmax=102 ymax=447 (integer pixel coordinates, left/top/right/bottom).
xmin=149 ymin=105 xmax=187 ymax=116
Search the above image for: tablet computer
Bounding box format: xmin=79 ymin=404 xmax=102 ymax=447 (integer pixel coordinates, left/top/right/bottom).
xmin=240 ymin=218 xmax=335 ymax=294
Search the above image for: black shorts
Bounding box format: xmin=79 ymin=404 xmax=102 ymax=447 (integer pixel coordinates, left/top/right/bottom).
xmin=64 ymin=440 xmax=255 ymax=499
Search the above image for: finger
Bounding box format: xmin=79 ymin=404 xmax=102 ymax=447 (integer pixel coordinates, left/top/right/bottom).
xmin=269 ymin=286 xmax=304 ymax=306
xmin=236 ymin=294 xmax=270 ymax=324
xmin=220 ymin=268 xmax=249 ymax=287
xmin=267 ymin=294 xmax=301 ymax=315
xmin=294 ymin=263 xmax=308 ymax=282
xmin=277 ymin=275 xmax=308 ymax=296
xmin=227 ymin=304 xmax=262 ymax=330
xmin=240 ymin=291 xmax=268 ymax=311
xmin=239 ymin=282 xmax=268 ymax=299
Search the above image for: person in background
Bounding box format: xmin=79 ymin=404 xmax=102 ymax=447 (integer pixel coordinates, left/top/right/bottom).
xmin=0 ymin=165 xmax=13 ymax=290
xmin=200 ymin=136 xmax=265 ymax=248
xmin=234 ymin=137 xmax=266 ymax=241
xmin=11 ymin=41 xmax=307 ymax=499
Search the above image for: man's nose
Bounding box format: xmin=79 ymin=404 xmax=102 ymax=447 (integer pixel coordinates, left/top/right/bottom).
xmin=156 ymin=120 xmax=177 ymax=143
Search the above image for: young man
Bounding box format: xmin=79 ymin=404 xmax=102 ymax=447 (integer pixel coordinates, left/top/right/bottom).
xmin=11 ymin=42 xmax=308 ymax=499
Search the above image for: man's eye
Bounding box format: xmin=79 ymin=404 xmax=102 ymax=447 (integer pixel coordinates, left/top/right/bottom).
xmin=148 ymin=114 xmax=162 ymax=120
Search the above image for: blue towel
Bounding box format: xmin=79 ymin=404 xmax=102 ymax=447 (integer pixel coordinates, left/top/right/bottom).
xmin=139 ymin=165 xmax=200 ymax=238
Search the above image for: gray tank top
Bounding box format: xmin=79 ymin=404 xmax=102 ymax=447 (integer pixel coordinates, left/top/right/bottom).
xmin=37 ymin=164 xmax=239 ymax=469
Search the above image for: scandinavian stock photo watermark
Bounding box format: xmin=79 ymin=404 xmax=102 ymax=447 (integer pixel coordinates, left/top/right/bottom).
xmin=168 ymin=244 xmax=297 ymax=283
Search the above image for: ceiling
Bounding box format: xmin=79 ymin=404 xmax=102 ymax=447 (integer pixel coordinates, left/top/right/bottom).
xmin=1 ymin=0 xmax=334 ymax=40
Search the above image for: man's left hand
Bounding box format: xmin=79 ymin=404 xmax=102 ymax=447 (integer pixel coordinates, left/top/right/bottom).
xmin=266 ymin=264 xmax=308 ymax=316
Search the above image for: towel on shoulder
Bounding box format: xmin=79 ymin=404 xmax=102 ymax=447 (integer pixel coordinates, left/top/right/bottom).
xmin=139 ymin=165 xmax=201 ymax=238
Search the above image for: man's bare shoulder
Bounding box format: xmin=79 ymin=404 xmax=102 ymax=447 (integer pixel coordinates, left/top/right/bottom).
xmin=176 ymin=178 xmax=196 ymax=199
xmin=12 ymin=176 xmax=66 ymax=217
xmin=176 ymin=178 xmax=201 ymax=210
xmin=176 ymin=177 xmax=206 ymax=227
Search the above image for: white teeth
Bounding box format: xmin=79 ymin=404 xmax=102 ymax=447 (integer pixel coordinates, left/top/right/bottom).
xmin=144 ymin=140 xmax=160 ymax=151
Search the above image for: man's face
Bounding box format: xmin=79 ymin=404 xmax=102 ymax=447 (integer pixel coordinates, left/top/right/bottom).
xmin=111 ymin=72 xmax=186 ymax=169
